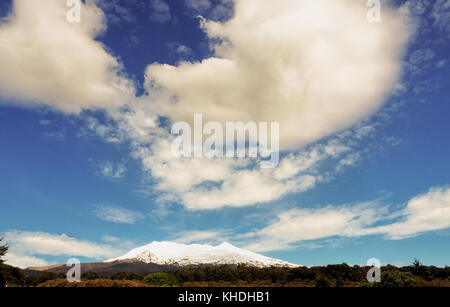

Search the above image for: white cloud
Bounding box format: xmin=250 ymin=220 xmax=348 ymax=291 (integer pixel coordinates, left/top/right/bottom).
xmin=107 ymin=0 xmax=414 ymax=210
xmin=116 ymin=114 xmax=395 ymax=210
xmin=150 ymin=0 xmax=172 ymax=23
xmin=336 ymin=152 xmax=361 ymax=171
xmin=4 ymin=253 xmax=51 ymax=269
xmin=168 ymin=43 xmax=195 ymax=60
xmin=0 ymin=0 xmax=415 ymax=211
xmin=131 ymin=118 xmax=387 ymax=210
xmin=180 ymin=170 xmax=298 ymax=210
xmin=3 ymin=231 xmax=120 ymax=268
xmin=175 ymin=45 xmax=193 ymax=56
xmin=97 ymin=0 xmax=137 ymax=25
xmin=409 ymin=48 xmax=435 ymax=65
xmin=432 ymin=0 xmax=450 ymax=36
xmin=242 ymin=186 xmax=450 ymax=252
xmin=436 ymin=60 xmax=446 ymax=68
xmin=404 ymin=0 xmax=431 ymax=16
xmin=185 ymin=0 xmax=212 ymax=12
xmin=96 ymin=161 xmax=127 ymax=179
xmin=184 ymin=0 xmax=234 ymax=21
xmin=94 ymin=205 xmax=144 ymax=224
xmin=136 ymin=137 xmax=308 ymax=210
xmin=372 ymin=186 xmax=450 ymax=239
xmin=0 ymin=0 xmax=134 ymax=113
xmin=244 ymin=202 xmax=387 ymax=252
xmin=147 ymin=0 xmax=412 ymax=151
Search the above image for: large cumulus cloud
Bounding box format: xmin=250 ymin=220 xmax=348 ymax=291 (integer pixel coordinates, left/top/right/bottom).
xmin=0 ymin=0 xmax=134 ymax=113
xmin=146 ymin=0 xmax=413 ymax=150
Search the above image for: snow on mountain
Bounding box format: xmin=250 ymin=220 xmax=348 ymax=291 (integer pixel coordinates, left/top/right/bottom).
xmin=106 ymin=241 xmax=299 ymax=268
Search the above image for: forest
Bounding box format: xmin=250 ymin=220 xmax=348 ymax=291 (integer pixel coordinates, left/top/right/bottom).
xmin=1 ymin=260 xmax=449 ymax=287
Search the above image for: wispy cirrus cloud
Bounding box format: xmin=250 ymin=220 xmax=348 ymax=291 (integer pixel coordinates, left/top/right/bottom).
xmin=167 ymin=42 xmax=195 ymax=62
xmin=97 ymin=0 xmax=139 ymax=26
xmin=431 ymin=0 xmax=450 ymax=37
xmin=149 ymin=0 xmax=172 ymax=23
xmin=94 ymin=205 xmax=144 ymax=224
xmin=160 ymin=186 xmax=450 ymax=252
xmin=131 ymin=122 xmax=382 ymax=210
xmin=184 ymin=0 xmax=234 ymax=21
xmin=94 ymin=161 xmax=127 ymax=179
xmin=241 ymin=186 xmax=450 ymax=252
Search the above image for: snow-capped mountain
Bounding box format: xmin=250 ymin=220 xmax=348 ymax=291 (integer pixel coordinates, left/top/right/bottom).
xmin=106 ymin=241 xmax=299 ymax=268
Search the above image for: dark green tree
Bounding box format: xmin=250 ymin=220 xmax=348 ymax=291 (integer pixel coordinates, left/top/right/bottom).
xmin=0 ymin=238 xmax=7 ymax=264
xmin=0 ymin=237 xmax=8 ymax=287
xmin=0 ymin=264 xmax=26 ymax=286
xmin=377 ymin=271 xmax=418 ymax=287
xmin=143 ymin=272 xmax=179 ymax=286
xmin=315 ymin=275 xmax=331 ymax=287
xmin=413 ymin=259 xmax=422 ymax=268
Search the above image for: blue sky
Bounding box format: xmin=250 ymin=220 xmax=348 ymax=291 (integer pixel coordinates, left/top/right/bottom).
xmin=0 ymin=0 xmax=450 ymax=268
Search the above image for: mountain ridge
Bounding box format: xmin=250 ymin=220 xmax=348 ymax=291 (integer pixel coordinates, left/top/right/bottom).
xmin=25 ymin=241 xmax=299 ymax=275
xmin=106 ymin=241 xmax=299 ymax=268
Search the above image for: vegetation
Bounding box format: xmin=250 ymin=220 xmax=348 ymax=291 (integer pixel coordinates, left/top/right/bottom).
xmin=143 ymin=272 xmax=179 ymax=286
xmin=37 ymin=279 xmax=152 ymax=287
xmin=376 ymin=271 xmax=418 ymax=287
xmin=0 ymin=238 xmax=8 ymax=287
xmin=0 ymin=260 xmax=449 ymax=287
xmin=0 ymin=238 xmax=7 ymax=264
xmin=315 ymin=275 xmax=332 ymax=287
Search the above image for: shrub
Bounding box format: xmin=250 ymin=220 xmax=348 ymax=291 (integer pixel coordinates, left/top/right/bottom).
xmin=25 ymin=272 xmax=65 ymax=287
xmin=82 ymin=271 xmax=107 ymax=281
xmin=110 ymin=272 xmax=143 ymax=281
xmin=143 ymin=272 xmax=179 ymax=286
xmin=315 ymin=276 xmax=331 ymax=287
xmin=37 ymin=279 xmax=150 ymax=287
xmin=0 ymin=264 xmax=27 ymax=286
xmin=356 ymin=282 xmax=375 ymax=287
xmin=376 ymin=271 xmax=418 ymax=287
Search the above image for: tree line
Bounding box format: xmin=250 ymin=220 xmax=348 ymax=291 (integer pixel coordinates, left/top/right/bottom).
xmin=1 ymin=262 xmax=449 ymax=287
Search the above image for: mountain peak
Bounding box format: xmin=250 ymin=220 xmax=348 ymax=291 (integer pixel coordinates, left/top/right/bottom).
xmin=217 ymin=242 xmax=238 ymax=249
xmin=107 ymin=241 xmax=299 ymax=268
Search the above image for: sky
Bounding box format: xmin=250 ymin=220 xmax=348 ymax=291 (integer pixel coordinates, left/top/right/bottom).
xmin=0 ymin=0 xmax=449 ymax=269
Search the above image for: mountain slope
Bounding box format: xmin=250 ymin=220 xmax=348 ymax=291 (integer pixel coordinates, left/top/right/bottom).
xmin=107 ymin=241 xmax=299 ymax=268
xmin=24 ymin=241 xmax=299 ymax=276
